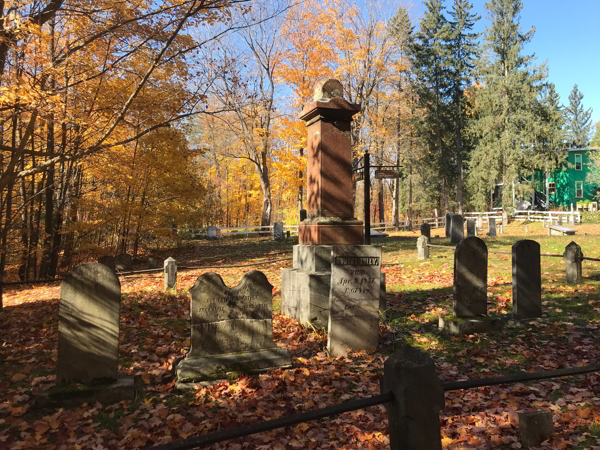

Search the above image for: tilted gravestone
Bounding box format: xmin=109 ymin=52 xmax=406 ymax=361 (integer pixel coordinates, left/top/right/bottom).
xmin=450 ymin=214 xmax=464 ymax=244
xmin=564 ymin=242 xmax=583 ymax=284
xmin=115 ymin=254 xmax=132 ymax=271
xmin=488 ymin=218 xmax=497 ymax=237
xmin=176 ymin=271 xmax=291 ymax=383
xmin=467 ymin=219 xmax=476 ymax=237
xmin=453 ymin=237 xmax=488 ymax=317
xmin=273 ymin=222 xmax=285 ymax=240
xmin=98 ymin=255 xmax=116 ymax=271
xmin=328 ymin=246 xmax=381 ymax=357
xmin=420 ymin=223 xmax=431 ymax=239
xmin=512 ymin=240 xmax=541 ymax=319
xmin=445 ymin=213 xmax=453 ymax=238
xmin=57 ymin=263 xmax=121 ymax=384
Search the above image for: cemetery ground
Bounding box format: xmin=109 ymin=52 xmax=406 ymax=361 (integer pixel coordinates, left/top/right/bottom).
xmin=1 ymin=222 xmax=600 ymax=449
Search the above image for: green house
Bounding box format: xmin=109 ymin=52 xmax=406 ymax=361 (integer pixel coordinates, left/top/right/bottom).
xmin=542 ymin=148 xmax=599 ymax=208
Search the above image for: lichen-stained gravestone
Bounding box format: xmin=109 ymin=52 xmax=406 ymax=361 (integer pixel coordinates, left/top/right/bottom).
xmin=328 ymin=246 xmax=381 ymax=357
xmin=512 ymin=240 xmax=541 ymax=319
xmin=176 ymin=271 xmax=291 ymax=383
xmin=453 ymin=237 xmax=488 ymax=317
xmin=57 ymin=263 xmax=121 ymax=384
xmin=488 ymin=218 xmax=497 ymax=237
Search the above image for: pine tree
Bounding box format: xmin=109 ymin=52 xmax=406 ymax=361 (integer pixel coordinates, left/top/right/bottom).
xmin=565 ymin=84 xmax=593 ymax=147
xmin=468 ymin=0 xmax=553 ymax=210
xmin=447 ymin=0 xmax=480 ymax=213
xmin=592 ymin=122 xmax=600 ymax=147
xmin=410 ymin=0 xmax=453 ymax=212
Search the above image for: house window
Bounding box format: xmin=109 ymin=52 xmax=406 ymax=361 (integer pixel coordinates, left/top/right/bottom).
xmin=548 ymin=182 xmax=556 ymax=195
xmin=576 ymin=181 xmax=583 ymax=198
xmin=575 ymin=154 xmax=582 ymax=171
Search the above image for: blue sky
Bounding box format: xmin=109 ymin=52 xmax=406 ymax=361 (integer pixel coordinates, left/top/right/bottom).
xmin=411 ymin=0 xmax=599 ymax=125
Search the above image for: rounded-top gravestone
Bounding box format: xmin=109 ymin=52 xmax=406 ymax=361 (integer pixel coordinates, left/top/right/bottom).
xmin=453 ymin=236 xmax=488 ymax=317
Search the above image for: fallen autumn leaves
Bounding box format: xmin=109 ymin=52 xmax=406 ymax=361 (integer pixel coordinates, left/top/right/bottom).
xmin=1 ymin=233 xmax=599 ymax=449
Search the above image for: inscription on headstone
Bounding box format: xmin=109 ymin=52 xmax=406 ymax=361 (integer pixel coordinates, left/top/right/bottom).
xmin=328 ymin=246 xmax=381 ymax=357
xmin=57 ymin=263 xmax=121 ymax=384
xmin=450 ymin=214 xmax=464 ymax=244
xmin=176 ymin=271 xmax=290 ymax=382
xmin=453 ymin=237 xmax=488 ymax=317
xmin=512 ymin=240 xmax=541 ymax=319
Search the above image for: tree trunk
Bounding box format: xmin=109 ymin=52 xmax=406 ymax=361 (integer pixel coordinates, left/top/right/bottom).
xmin=259 ymin=151 xmax=272 ymax=228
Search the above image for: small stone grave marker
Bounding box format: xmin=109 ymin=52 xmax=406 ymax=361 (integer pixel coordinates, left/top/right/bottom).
xmin=176 ymin=271 xmax=290 ymax=384
xmin=450 ymin=214 xmax=464 ymax=244
xmin=328 ymin=246 xmax=381 ymax=357
xmin=453 ymin=237 xmax=487 ymax=317
xmin=207 ymin=226 xmax=218 ymax=240
xmin=98 ymin=256 xmax=116 ymax=271
xmin=467 ymin=219 xmax=476 ymax=237
xmin=564 ymin=241 xmax=583 ymax=284
xmin=274 ymin=222 xmax=285 ymax=240
xmin=115 ymin=254 xmax=132 ymax=271
xmin=420 ymin=223 xmax=431 ymax=238
xmin=512 ymin=240 xmax=541 ymax=319
xmin=488 ymin=218 xmax=497 ymax=237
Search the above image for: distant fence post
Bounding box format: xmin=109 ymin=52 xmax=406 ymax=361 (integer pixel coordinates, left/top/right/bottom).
xmin=381 ymin=345 xmax=444 ymax=450
xmin=164 ymin=257 xmax=177 ymax=290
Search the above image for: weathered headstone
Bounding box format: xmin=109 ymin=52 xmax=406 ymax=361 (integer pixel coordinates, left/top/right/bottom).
xmin=512 ymin=240 xmax=541 ymax=319
xmin=488 ymin=218 xmax=497 ymax=237
xmin=115 ymin=254 xmax=132 ymax=271
xmin=164 ymin=257 xmax=177 ymax=290
xmin=147 ymin=257 xmax=159 ymax=269
xmin=417 ymin=235 xmax=429 ymax=260
xmin=98 ymin=256 xmax=116 ymax=271
xmin=477 ymin=217 xmax=483 ymax=233
xmin=445 ymin=213 xmax=453 ymax=238
xmin=519 ymin=410 xmax=554 ymax=448
xmin=273 ymin=222 xmax=285 ymax=240
xmin=176 ymin=271 xmax=291 ymax=383
xmin=420 ymin=223 xmax=431 ymax=238
xmin=207 ymin=226 xmax=218 ymax=241
xmin=502 ymin=211 xmax=509 ymax=227
xmin=467 ymin=219 xmax=476 ymax=237
xmin=564 ymin=242 xmax=583 ymax=284
xmin=453 ymin=237 xmax=487 ymax=317
xmin=381 ymin=345 xmax=444 ymax=450
xmin=328 ymin=246 xmax=381 ymax=357
xmin=57 ymin=263 xmax=121 ymax=384
xmin=450 ymin=214 xmax=464 ymax=244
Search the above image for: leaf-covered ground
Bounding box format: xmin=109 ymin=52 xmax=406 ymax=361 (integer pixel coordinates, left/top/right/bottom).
xmin=1 ymin=223 xmax=599 ymax=449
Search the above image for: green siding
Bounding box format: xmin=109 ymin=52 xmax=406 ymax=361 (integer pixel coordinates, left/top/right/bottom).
xmin=547 ymin=150 xmax=598 ymax=207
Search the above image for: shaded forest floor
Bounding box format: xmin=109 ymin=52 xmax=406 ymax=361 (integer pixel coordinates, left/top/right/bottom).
xmin=1 ymin=222 xmax=600 ymax=449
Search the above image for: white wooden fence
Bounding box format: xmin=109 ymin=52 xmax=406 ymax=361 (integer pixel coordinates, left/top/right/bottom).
xmin=512 ymin=210 xmax=581 ymax=225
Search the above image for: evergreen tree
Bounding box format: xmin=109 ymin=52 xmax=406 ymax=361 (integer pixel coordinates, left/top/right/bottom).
xmin=565 ymin=84 xmax=593 ymax=147
xmin=468 ymin=0 xmax=555 ymax=210
xmin=592 ymin=122 xmax=600 ymax=147
xmin=447 ymin=0 xmax=480 ymax=213
xmin=410 ymin=0 xmax=453 ymax=212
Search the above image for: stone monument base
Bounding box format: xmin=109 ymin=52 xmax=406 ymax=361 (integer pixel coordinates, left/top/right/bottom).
xmin=175 ymin=348 xmax=291 ymax=386
xmin=36 ymin=376 xmax=137 ymax=408
xmin=299 ymin=218 xmax=363 ymax=245
xmin=282 ymin=244 xmax=386 ymax=327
